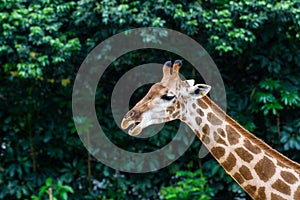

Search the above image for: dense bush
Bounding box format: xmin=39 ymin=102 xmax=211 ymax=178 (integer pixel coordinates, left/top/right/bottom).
xmin=160 ymin=170 xmax=214 ymax=200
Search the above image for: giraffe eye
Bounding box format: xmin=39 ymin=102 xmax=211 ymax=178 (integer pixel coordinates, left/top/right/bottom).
xmin=161 ymin=94 xmax=175 ymax=101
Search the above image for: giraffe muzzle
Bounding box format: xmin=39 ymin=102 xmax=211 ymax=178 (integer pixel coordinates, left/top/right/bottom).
xmin=121 ymin=109 xmax=144 ymax=135
xmin=121 ymin=118 xmax=134 ymax=129
xmin=121 ymin=118 xmax=142 ymax=136
xmin=124 ymin=110 xmax=136 ymax=119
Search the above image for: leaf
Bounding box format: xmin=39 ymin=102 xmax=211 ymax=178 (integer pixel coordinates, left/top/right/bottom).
xmin=38 ymin=186 xmax=48 ymax=197
xmin=62 ymin=186 xmax=74 ymax=193
xmin=259 ymin=78 xmax=280 ymax=91
xmin=60 ymin=192 xmax=68 ymax=200
xmin=45 ymin=178 xmax=52 ymax=187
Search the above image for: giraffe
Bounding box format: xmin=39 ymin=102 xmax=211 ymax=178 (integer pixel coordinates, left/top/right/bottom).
xmin=121 ymin=60 xmax=300 ymax=200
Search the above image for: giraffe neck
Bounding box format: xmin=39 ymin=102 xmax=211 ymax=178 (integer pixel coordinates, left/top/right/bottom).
xmin=182 ymin=96 xmax=300 ymax=199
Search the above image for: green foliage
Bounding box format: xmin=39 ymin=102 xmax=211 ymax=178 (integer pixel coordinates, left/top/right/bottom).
xmin=281 ymin=120 xmax=300 ymax=151
xmin=251 ymin=77 xmax=300 ymax=115
xmin=31 ymin=178 xmax=74 ymax=200
xmin=0 ymin=0 xmax=300 ymax=199
xmin=0 ymin=0 xmax=80 ymax=78
xmin=160 ymin=170 xmax=213 ymax=200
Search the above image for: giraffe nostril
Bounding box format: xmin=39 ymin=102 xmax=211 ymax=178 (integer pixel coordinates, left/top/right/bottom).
xmin=129 ymin=111 xmax=135 ymax=117
xmin=125 ymin=110 xmax=135 ymax=119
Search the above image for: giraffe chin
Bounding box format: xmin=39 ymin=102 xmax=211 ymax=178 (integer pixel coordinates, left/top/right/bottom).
xmin=120 ymin=119 xmax=133 ymax=130
xmin=128 ymin=123 xmax=142 ymax=136
xmin=121 ymin=119 xmax=143 ymax=136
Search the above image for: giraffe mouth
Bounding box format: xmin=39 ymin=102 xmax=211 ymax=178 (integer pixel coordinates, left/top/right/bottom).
xmin=128 ymin=122 xmax=141 ymax=135
xmin=121 ymin=119 xmax=143 ymax=136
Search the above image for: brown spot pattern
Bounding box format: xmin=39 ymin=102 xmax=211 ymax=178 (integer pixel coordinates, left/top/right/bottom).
xmin=200 ymin=127 xmax=209 ymax=143
xmin=192 ymin=103 xmax=196 ymax=109
xmin=235 ymin=147 xmax=254 ymax=163
xmin=197 ymin=99 xmax=208 ymax=109
xmin=166 ymin=106 xmax=175 ymax=114
xmin=271 ymin=179 xmax=291 ymax=195
xmin=244 ymin=185 xmax=257 ymax=196
xmin=211 ymin=147 xmax=225 ymax=160
xmin=217 ymin=138 xmax=227 ymax=146
xmin=196 ymin=108 xmax=204 ymax=116
xmin=239 ymin=165 xmax=253 ymax=180
xmin=277 ymin=161 xmax=287 ymax=168
xmin=257 ymin=187 xmax=266 ymax=199
xmin=271 ymin=193 xmax=286 ymax=200
xmin=217 ymin=128 xmax=226 ymax=137
xmin=202 ymin=135 xmax=210 ymax=145
xmin=280 ymin=171 xmax=298 ymax=184
xmin=176 ymin=101 xmax=180 ymax=109
xmin=294 ymin=185 xmax=300 ymax=200
xmin=172 ymin=111 xmax=180 ymax=119
xmin=244 ymin=139 xmax=261 ymax=154
xmin=254 ymin=156 xmax=276 ymax=182
xmin=214 ymin=132 xmax=227 ymax=146
xmin=202 ymin=124 xmax=210 ymax=135
xmin=180 ymin=103 xmax=185 ymax=110
xmin=233 ymin=173 xmax=245 ymax=184
xmin=207 ymin=112 xmax=223 ymax=125
xmin=213 ymin=131 xmax=218 ymax=141
xmin=226 ymin=125 xmax=241 ymax=145
xmin=195 ymin=117 xmax=202 ymax=125
xmin=221 ymin=153 xmax=236 ymax=172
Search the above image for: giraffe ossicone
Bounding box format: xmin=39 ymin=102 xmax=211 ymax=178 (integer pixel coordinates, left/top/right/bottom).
xmin=121 ymin=60 xmax=300 ymax=199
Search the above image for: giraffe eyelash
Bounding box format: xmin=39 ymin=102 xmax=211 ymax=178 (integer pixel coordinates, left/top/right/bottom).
xmin=161 ymin=94 xmax=175 ymax=101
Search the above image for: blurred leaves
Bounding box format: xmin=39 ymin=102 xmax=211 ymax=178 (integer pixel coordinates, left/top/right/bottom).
xmin=281 ymin=120 xmax=300 ymax=151
xmin=0 ymin=0 xmax=81 ymax=78
xmin=160 ymin=170 xmax=213 ymax=200
xmin=31 ymin=178 xmax=74 ymax=200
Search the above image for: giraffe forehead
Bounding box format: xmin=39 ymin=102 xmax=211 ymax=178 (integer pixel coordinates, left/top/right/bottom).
xmin=146 ymin=83 xmax=168 ymax=97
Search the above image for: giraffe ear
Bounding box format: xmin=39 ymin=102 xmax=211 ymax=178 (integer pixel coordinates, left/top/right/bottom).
xmin=189 ymin=84 xmax=211 ymax=98
xmin=184 ymin=79 xmax=195 ymax=87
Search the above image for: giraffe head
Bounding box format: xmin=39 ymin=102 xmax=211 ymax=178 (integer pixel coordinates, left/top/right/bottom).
xmin=121 ymin=60 xmax=211 ymax=136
